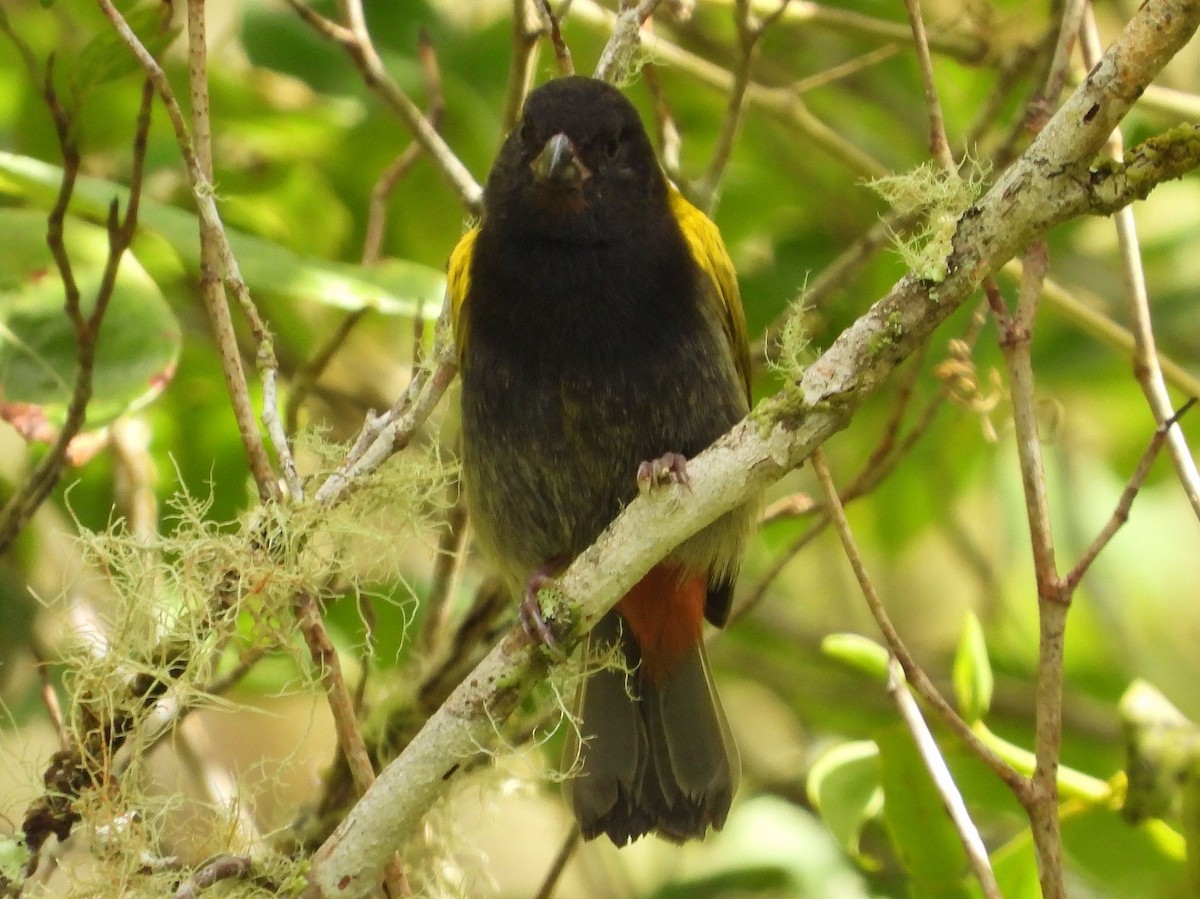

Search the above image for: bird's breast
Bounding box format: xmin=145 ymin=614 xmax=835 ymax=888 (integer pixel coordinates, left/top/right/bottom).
xmin=458 ymin=228 xmax=745 ymax=574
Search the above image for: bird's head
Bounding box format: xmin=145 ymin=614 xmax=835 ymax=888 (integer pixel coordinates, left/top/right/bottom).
xmin=483 ymin=76 xmax=667 ymax=244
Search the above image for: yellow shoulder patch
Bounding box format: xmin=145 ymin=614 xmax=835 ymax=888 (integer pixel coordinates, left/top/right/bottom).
xmin=447 ymin=226 xmax=479 ymax=362
xmin=668 ymin=187 xmax=752 ymax=400
xmin=447 ymin=194 xmax=749 ymax=395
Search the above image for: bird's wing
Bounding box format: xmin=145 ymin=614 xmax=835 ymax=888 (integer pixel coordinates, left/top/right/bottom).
xmin=668 ymin=187 xmax=752 ymax=401
xmin=447 ymin=225 xmax=479 ymax=362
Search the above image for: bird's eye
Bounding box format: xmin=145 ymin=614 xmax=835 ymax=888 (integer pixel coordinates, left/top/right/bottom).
xmin=604 ymin=137 xmax=620 ymax=159
xmin=517 ymin=119 xmax=533 ymax=144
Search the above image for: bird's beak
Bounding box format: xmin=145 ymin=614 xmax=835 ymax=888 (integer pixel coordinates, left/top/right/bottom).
xmin=532 ymin=133 xmax=590 ymax=186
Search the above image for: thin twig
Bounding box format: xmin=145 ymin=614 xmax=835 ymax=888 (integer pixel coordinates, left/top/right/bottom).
xmin=416 ymin=579 xmax=509 ymax=714
xmin=284 ymin=0 xmax=482 ymax=213
xmin=313 ymin=300 xmax=458 ymax=507
xmin=181 ymin=0 xmax=293 ymax=499
xmin=840 ymin=342 xmax=931 ymax=495
xmin=30 ymin=636 xmax=70 ymax=753
xmin=692 ymin=0 xmax=790 ymax=210
xmin=295 ymin=591 xmax=411 ymax=896
xmin=1027 ymin=266 xmax=1200 ymax=399
xmin=1141 ymin=83 xmax=1200 ymax=119
xmin=735 ymin=516 xmax=826 ymax=616
xmin=1079 ymin=9 xmax=1200 ymax=521
xmin=532 ymin=826 xmax=580 ymax=899
xmin=575 ymin=0 xmax=888 ymax=180
xmin=761 ymin=0 xmax=988 ymax=63
xmin=902 ymin=0 xmax=955 ymax=170
xmin=287 ymin=25 xmax=444 ymax=434
xmin=756 ymin=212 xmax=911 ymax=364
xmin=887 ymin=658 xmax=1002 ymax=899
xmin=352 ymin=592 xmax=377 ymax=713
xmin=643 ymin=64 xmax=682 ymax=181
xmin=1064 ymin=399 xmax=1196 ymax=592
xmin=111 ymin=418 xmax=159 ymax=540
xmin=809 ymin=451 xmax=1027 ymax=797
xmin=203 ymin=648 xmax=267 ymax=696
xmin=1025 ymin=0 xmax=1088 ymax=134
xmin=185 ymin=0 xmax=298 ymax=501
xmin=295 ymin=593 xmax=376 ymax=796
xmin=536 ymin=0 xmax=575 ymax=76
xmin=362 ymin=27 xmax=445 ymax=267
xmin=174 ymin=855 xmax=257 ymax=899
xmin=283 ymin=308 xmax=370 ymax=437
xmin=745 ymin=303 xmax=988 ymax=612
xmin=363 ymin=147 xmax=427 ymax=260
xmin=988 ymin=25 xmax=1066 ymax=168
xmin=0 ymin=58 xmax=150 ymax=555
xmin=0 ymin=8 xmax=41 ymax=80
xmin=792 ymin=44 xmax=901 ymax=94
xmin=503 ymin=0 xmax=542 ymax=131
xmin=962 ymin=40 xmax=1046 ymax=153
xmin=96 ymin=0 xmax=282 ymax=502
xmin=409 ymin=297 xmax=427 ymax=379
xmin=990 ymin=249 xmax=1071 ymax=899
xmin=593 ymin=0 xmax=665 ymax=84
xmin=758 ymin=492 xmax=817 ymax=525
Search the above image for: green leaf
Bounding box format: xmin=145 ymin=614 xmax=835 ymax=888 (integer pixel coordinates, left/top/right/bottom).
xmin=0 ymin=835 xmax=31 ymax=884
xmin=67 ymin=6 xmax=179 ymax=95
xmin=876 ymin=723 xmax=973 ymax=898
xmin=0 ymin=152 xmax=446 ymax=318
xmin=1121 ymin=679 xmax=1200 ymax=822
xmin=1180 ymin=776 xmax=1200 ymax=895
xmin=989 ymin=832 xmax=1042 ymax=899
xmin=822 ymin=632 xmax=890 ymax=682
xmin=674 ymin=795 xmax=874 ymax=897
xmin=0 ymin=207 xmax=180 ymax=442
xmin=1062 ymin=803 xmax=1188 ymax=896
xmin=806 ymin=739 xmax=884 ymax=860
xmin=952 ymin=611 xmax=994 ymax=724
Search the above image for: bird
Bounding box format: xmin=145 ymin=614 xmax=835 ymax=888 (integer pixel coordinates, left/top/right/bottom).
xmin=448 ymin=74 xmax=755 ymax=846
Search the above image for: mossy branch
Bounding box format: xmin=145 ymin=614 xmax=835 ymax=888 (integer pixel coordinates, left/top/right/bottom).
xmin=1086 ymin=123 xmax=1200 ymax=215
xmin=301 ymin=1 xmax=1200 ymax=895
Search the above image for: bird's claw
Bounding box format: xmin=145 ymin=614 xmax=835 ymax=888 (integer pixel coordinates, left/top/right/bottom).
xmin=637 ymin=452 xmax=691 ymax=495
xmin=520 ymin=572 xmax=568 ymax=661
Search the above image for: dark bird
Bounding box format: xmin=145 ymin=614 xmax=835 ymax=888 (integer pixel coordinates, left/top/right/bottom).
xmin=448 ymin=75 xmax=755 ymax=845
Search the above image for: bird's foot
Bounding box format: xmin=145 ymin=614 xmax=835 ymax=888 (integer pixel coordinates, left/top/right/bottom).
xmin=637 ymin=452 xmax=691 ymax=495
xmin=520 ymin=567 xmax=568 ymax=661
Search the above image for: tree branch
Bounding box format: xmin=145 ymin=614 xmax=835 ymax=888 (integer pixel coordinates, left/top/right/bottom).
xmin=0 ymin=55 xmax=150 ymax=555
xmin=810 ymin=449 xmax=1026 ymax=797
xmin=574 ymin=0 xmax=889 ymax=180
xmin=691 ymin=0 xmax=790 ymax=210
xmin=902 ymin=0 xmax=955 ymax=170
xmin=503 ymin=0 xmax=542 ymax=130
xmin=535 ymin=0 xmax=575 ymax=76
xmin=284 ymin=0 xmax=483 ymax=213
xmin=593 ymin=0 xmax=665 ymax=83
xmin=96 ymin=0 xmax=283 ymax=503
xmin=887 ymin=658 xmax=1001 ymax=898
xmin=1080 ymin=9 xmax=1200 ymax=520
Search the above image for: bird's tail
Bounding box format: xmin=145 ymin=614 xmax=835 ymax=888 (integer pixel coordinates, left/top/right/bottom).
xmin=563 ymin=610 xmax=739 ymax=845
